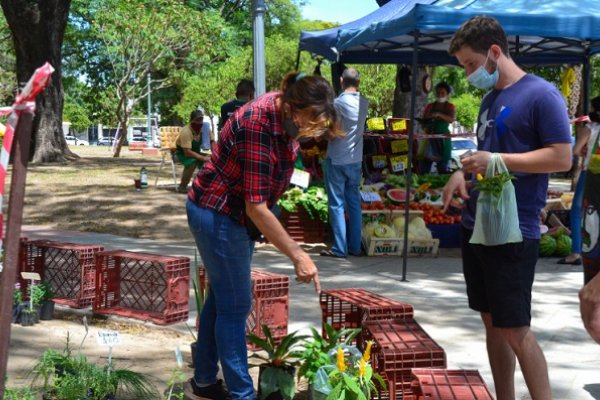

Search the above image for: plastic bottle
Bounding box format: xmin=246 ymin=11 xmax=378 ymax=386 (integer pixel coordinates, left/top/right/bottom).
xmin=140 ymin=167 xmax=148 ymax=189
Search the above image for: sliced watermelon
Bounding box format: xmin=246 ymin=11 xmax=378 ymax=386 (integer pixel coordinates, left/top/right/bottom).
xmin=387 ymin=188 xmax=408 ymax=204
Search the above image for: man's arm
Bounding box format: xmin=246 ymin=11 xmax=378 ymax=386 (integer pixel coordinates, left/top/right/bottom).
xmin=183 ymin=148 xmax=209 ymax=162
xmin=580 ymin=272 xmax=600 ymax=344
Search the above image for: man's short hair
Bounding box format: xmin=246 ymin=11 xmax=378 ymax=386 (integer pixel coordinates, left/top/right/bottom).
xmin=448 ymin=16 xmax=509 ymax=57
xmin=236 ymin=79 xmax=255 ymax=99
xmin=189 ymin=110 xmax=204 ymax=123
xmin=342 ymin=68 xmax=360 ymax=87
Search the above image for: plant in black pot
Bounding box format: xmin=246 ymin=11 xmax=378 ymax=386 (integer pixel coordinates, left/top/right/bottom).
xmin=248 ymin=325 xmax=308 ymax=400
xmin=297 ymin=323 xmax=361 ymax=400
xmin=12 ymin=283 xmax=23 ymax=323
xmin=32 ymin=281 xmax=55 ymax=320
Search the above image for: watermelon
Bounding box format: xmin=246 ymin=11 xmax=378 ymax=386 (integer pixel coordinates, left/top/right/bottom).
xmin=555 ymin=234 xmax=572 ymax=257
xmin=539 ymin=234 xmax=557 ymax=257
xmin=387 ymin=188 xmax=408 ymax=204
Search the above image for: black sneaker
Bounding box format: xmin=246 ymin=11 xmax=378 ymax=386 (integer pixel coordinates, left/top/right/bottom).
xmin=184 ymin=379 xmax=232 ymax=400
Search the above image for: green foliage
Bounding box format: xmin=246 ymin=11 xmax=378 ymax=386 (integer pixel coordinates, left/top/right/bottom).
xmin=186 ymin=277 xmax=205 ymax=342
xmin=277 ymin=185 xmax=329 ymax=223
xmin=248 ymin=325 xmax=308 ymax=399
xmin=32 ymin=337 xmax=159 ymax=399
xmin=166 ymin=367 xmax=186 ymax=400
xmin=297 ymin=323 xmax=361 ymax=384
xmin=63 ymin=99 xmax=91 ymax=133
xmin=352 ymin=64 xmax=396 ymax=117
xmin=13 ymin=283 xmax=22 ymax=306
xmin=452 ymin=93 xmax=481 ymax=131
xmin=29 ymin=281 xmax=54 ymax=306
xmin=474 ymin=172 xmax=515 ymax=197
xmin=4 ymin=387 xmax=37 ymax=400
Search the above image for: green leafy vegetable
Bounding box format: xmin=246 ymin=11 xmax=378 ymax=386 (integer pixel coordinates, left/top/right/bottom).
xmin=474 ymin=172 xmax=515 ymax=197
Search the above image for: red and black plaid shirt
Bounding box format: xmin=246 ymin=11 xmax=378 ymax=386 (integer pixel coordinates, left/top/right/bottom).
xmin=189 ymin=92 xmax=299 ymax=224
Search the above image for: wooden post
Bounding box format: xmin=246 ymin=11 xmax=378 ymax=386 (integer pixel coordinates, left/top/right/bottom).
xmin=0 ymin=112 xmax=34 ymax=397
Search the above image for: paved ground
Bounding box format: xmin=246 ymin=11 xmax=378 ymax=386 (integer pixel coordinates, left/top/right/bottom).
xmin=10 ymin=225 xmax=600 ymax=400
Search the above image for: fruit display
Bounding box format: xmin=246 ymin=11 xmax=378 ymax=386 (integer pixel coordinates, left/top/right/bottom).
xmin=159 ymin=126 xmax=179 ymax=149
xmin=539 ymin=227 xmax=572 ymax=257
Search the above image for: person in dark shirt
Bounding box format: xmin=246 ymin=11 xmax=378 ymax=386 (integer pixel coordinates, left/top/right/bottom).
xmin=218 ymin=79 xmax=255 ymax=136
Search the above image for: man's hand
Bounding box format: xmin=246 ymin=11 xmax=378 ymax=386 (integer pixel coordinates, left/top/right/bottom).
xmin=580 ymin=272 xmax=600 ymax=344
xmin=293 ymin=252 xmax=321 ymax=293
xmin=442 ymin=170 xmax=469 ymax=213
xmin=460 ymin=151 xmax=492 ymax=175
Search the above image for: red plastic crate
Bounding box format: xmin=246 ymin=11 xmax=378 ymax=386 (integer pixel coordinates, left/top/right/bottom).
xmin=411 ymin=369 xmax=494 ymax=400
xmin=27 ymin=240 xmax=104 ymax=308
xmin=319 ymin=288 xmax=414 ymax=348
xmin=197 ymin=266 xmax=289 ymax=349
xmin=94 ymin=250 xmax=190 ymax=325
xmin=363 ymin=319 xmax=446 ymax=400
xmin=17 ymin=237 xmax=43 ymax=299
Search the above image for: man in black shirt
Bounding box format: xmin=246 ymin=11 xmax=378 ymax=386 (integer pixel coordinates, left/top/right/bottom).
xmin=218 ymin=79 xmax=255 ymax=136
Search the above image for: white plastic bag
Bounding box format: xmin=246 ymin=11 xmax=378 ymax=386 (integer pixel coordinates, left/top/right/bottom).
xmin=470 ymin=153 xmax=523 ymax=246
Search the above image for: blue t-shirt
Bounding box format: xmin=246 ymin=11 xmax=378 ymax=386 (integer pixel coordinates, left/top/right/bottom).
xmin=462 ymin=74 xmax=572 ymax=239
xmin=328 ymin=92 xmax=369 ymax=165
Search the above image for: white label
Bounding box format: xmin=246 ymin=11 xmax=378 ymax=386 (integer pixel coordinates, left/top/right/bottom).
xmin=21 ymin=272 xmax=41 ymax=281
xmin=360 ymin=192 xmax=382 ymax=202
xmin=96 ymin=330 xmax=121 ymax=347
xmin=290 ymin=168 xmax=310 ymax=189
xmin=175 ymin=347 xmax=183 ymax=368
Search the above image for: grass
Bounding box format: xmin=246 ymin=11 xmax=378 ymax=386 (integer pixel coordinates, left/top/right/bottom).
xmin=15 ymin=146 xmax=191 ymax=243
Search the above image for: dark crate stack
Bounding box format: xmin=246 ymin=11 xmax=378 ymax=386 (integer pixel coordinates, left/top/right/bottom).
xmin=410 ymin=369 xmax=494 ymax=400
xmin=363 ymin=319 xmax=446 ymax=400
xmin=17 ymin=237 xmax=41 ymax=299
xmin=197 ymin=266 xmax=289 ymax=349
xmin=94 ymin=250 xmax=190 ymax=325
xmin=319 ymin=288 xmax=414 ymax=348
xmin=24 ymin=240 xmax=104 ymax=308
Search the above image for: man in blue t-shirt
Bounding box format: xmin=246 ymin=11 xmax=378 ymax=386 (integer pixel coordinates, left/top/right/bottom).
xmin=442 ymin=16 xmax=572 ymax=400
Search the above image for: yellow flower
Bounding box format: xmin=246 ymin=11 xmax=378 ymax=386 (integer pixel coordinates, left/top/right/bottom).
xmin=358 ymin=358 xmax=366 ymax=378
xmin=476 ymin=173 xmax=484 ymax=181
xmin=362 ymin=341 xmax=372 ymax=362
xmin=336 ymin=346 xmax=346 ymax=372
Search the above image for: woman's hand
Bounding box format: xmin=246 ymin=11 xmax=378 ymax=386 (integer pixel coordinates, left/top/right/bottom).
xmin=293 ymin=252 xmax=321 ymax=293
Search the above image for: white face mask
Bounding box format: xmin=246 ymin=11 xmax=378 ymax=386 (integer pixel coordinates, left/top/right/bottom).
xmin=436 ymin=96 xmax=448 ymax=103
xmin=467 ymin=50 xmax=499 ymax=89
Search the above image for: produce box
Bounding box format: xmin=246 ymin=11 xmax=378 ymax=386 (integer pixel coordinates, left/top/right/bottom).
xmin=362 ymin=235 xmax=402 ymax=256
xmin=399 ymin=238 xmax=440 ymax=257
xmin=361 ymin=209 xmax=391 ymax=226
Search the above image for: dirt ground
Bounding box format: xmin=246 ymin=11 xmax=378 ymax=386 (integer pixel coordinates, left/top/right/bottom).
xmin=7 ymin=146 xmax=310 ymax=398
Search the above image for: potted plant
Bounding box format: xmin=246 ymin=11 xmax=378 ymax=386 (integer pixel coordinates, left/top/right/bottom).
xmin=187 ymin=277 xmax=205 ymax=367
xmin=12 ymin=283 xmax=23 ymax=323
xmin=297 ymin=323 xmax=361 ymax=399
xmin=31 ymin=281 xmax=55 ymax=320
xmin=248 ymin=325 xmax=308 ymax=400
xmin=313 ymin=342 xmax=386 ymax=400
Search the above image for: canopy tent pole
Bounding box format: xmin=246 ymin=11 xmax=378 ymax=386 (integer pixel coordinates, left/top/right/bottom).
xmin=252 ymin=0 xmax=266 ymax=96
xmin=583 ymin=55 xmax=591 ymax=114
xmin=295 ymin=47 xmax=301 ymax=71
xmin=401 ymin=30 xmax=420 ymax=282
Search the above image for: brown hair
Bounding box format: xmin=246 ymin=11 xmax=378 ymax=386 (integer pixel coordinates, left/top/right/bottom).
xmin=448 ymin=16 xmax=509 ymax=57
xmin=280 ymin=71 xmax=344 ymax=140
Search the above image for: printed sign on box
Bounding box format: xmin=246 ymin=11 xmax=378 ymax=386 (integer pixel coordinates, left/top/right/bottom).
xmin=390 ymin=140 xmax=409 ymax=154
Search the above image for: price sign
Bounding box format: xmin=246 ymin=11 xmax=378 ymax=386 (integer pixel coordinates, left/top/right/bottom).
xmin=290 ymin=168 xmax=310 ymax=189
xmin=360 ymin=191 xmax=382 ymax=203
xmin=372 ymin=155 xmax=387 ymax=169
xmin=20 ymin=272 xmax=41 ymax=281
xmin=390 ymin=119 xmax=407 ymax=131
xmin=390 ymin=140 xmax=408 ymax=154
xmin=96 ymin=331 xmax=121 ymax=347
xmin=390 ymin=156 xmax=408 ymax=173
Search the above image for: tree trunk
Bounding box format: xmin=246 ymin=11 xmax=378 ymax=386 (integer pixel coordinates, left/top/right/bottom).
xmin=392 ymin=65 xmax=429 ymax=120
xmin=0 ymin=0 xmax=78 ymax=162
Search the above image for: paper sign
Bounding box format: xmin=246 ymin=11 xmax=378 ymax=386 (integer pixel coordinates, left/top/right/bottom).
xmin=390 ymin=119 xmax=407 ymax=131
xmin=360 ymin=191 xmax=382 ymax=202
xmin=290 ymin=168 xmax=310 ymax=188
xmin=20 ymin=272 xmax=41 ymax=281
xmin=390 ymin=156 xmax=408 ymax=172
xmin=372 ymin=155 xmax=387 ymax=169
xmin=96 ymin=331 xmax=121 ymax=347
xmin=390 ymin=140 xmax=409 ymax=154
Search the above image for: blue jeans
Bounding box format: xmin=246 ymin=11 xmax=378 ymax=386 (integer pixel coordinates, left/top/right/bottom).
xmin=571 ymin=170 xmax=586 ymax=254
xmin=324 ymin=159 xmax=363 ymax=256
xmin=186 ymin=199 xmax=256 ymax=400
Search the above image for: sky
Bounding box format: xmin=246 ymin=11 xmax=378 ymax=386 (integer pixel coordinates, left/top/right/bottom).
xmin=301 ymin=0 xmax=379 ymax=24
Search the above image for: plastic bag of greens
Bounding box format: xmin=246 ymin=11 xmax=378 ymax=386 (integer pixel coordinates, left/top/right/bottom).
xmin=470 ymin=153 xmax=522 ymax=246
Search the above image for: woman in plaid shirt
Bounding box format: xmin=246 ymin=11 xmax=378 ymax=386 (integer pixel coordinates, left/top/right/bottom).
xmin=185 ymin=72 xmax=343 ymax=400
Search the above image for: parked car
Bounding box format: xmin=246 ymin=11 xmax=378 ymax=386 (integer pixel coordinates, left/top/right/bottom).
xmin=65 ymin=135 xmax=89 ymax=146
xmin=97 ymin=137 xmax=115 ymax=146
xmin=449 ymin=138 xmax=477 ymax=170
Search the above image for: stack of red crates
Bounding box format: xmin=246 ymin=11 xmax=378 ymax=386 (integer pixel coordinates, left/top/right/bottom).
xmin=94 ymin=250 xmax=190 ymax=325
xmin=197 ymin=266 xmax=289 ymax=349
xmin=410 ymin=369 xmax=494 ymax=400
xmin=25 ymin=240 xmax=104 ymax=308
xmin=362 ymin=319 xmax=446 ymax=400
xmin=319 ymin=288 xmax=414 ymax=349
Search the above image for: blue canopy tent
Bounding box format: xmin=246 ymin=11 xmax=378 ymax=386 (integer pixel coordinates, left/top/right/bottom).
xmin=299 ymin=0 xmax=600 ymax=279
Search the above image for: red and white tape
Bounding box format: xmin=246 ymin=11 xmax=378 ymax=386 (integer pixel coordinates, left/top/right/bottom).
xmin=0 ymin=62 xmax=54 ymax=263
